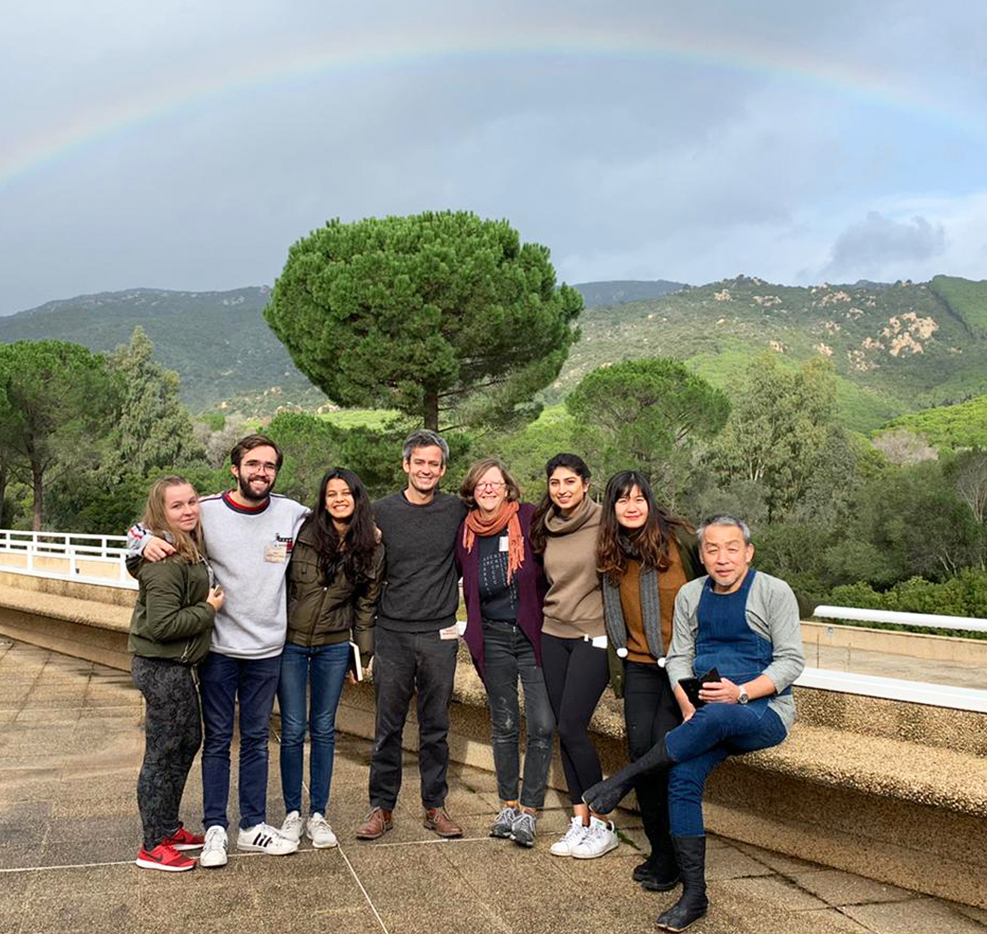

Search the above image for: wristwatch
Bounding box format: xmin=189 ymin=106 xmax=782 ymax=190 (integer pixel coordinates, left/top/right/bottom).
xmin=737 ymin=686 xmax=749 ymax=705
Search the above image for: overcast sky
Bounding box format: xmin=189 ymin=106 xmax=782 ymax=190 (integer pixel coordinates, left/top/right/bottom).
xmin=1 ymin=0 xmax=985 ymax=314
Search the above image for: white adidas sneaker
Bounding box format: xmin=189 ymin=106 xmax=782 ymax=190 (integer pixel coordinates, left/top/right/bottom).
xmin=237 ymin=822 xmax=299 ymax=855
xmin=199 ymin=826 xmax=228 ymax=868
xmin=571 ymin=816 xmax=619 ymax=859
xmin=549 ymin=816 xmax=589 ymax=857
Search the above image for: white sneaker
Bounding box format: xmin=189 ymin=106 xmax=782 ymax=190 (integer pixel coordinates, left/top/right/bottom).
xmin=571 ymin=816 xmax=619 ymax=859
xmin=549 ymin=816 xmax=589 ymax=857
xmin=237 ymin=822 xmax=299 ymax=855
xmin=307 ymin=813 xmax=338 ymax=849
xmin=199 ymin=826 xmax=228 ymax=868
xmin=281 ymin=810 xmax=304 ymax=843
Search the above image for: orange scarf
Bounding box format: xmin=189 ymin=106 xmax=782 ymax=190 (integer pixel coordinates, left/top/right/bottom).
xmin=462 ymin=501 xmax=525 ymax=582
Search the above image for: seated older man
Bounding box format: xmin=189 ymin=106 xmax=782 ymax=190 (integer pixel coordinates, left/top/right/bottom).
xmin=583 ymin=514 xmax=805 ymax=932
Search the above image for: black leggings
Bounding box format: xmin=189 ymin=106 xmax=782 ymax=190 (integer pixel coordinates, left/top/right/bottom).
xmin=624 ymin=661 xmax=682 ymax=855
xmin=541 ymin=633 xmax=609 ymax=805
xmin=132 ymin=656 xmax=202 ymax=850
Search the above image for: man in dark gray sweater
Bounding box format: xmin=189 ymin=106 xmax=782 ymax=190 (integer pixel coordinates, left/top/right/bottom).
xmin=356 ymin=429 xmax=468 ymax=841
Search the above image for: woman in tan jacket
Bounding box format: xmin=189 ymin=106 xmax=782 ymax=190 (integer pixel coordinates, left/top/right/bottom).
xmin=531 ymin=453 xmax=616 ymax=859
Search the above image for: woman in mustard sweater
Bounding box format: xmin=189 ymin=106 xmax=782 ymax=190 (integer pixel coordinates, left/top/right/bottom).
xmin=597 ymin=471 xmax=701 ymax=893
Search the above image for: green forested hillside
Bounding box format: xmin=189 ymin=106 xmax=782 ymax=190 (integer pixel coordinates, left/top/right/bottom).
xmin=930 ymin=275 xmax=987 ymax=336
xmin=550 ymin=275 xmax=987 ymax=431
xmin=878 ymin=394 xmax=987 ymax=450
xmin=0 ymin=287 xmax=327 ymax=413
xmin=3 ymin=275 xmax=986 ymax=428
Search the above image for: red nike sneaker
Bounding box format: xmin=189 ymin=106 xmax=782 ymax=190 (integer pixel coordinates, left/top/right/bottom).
xmin=136 ymin=844 xmax=196 ymax=872
xmin=160 ymin=825 xmax=205 ymax=851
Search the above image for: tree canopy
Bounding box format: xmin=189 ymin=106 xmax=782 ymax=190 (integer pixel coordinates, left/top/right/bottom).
xmin=264 ymin=211 xmax=583 ymax=431
xmin=709 ymin=354 xmax=838 ymax=521
xmin=0 ymin=340 xmax=121 ymax=529
xmin=566 ymin=357 xmax=729 ymax=504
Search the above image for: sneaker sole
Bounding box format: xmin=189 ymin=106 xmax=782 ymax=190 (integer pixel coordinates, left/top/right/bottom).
xmin=171 ymin=844 xmax=203 ymax=851
xmin=135 ymin=857 xmax=195 ymax=871
xmin=308 ymin=835 xmax=339 ymax=849
xmin=489 ymin=828 xmax=513 ymax=839
xmin=511 ymin=835 xmax=535 ymax=849
xmin=199 ymin=851 xmax=228 ymax=869
xmin=572 ymin=838 xmax=620 ymax=859
xmin=549 ymin=846 xmax=574 ymax=857
xmin=237 ymin=842 xmax=298 ymax=855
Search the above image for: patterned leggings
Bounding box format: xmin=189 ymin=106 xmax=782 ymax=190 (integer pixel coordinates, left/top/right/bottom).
xmin=132 ymin=656 xmax=202 ymax=850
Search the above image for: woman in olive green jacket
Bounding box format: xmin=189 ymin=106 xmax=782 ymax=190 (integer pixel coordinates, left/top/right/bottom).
xmin=129 ymin=475 xmax=224 ymax=872
xmin=277 ymin=467 xmax=384 ymax=849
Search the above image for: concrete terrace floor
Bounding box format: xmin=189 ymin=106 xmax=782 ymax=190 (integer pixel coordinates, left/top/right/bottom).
xmin=1 ymin=639 xmax=986 ymax=934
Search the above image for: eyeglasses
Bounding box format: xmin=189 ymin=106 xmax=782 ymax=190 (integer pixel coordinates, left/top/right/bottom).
xmin=475 ymin=481 xmax=506 ymax=491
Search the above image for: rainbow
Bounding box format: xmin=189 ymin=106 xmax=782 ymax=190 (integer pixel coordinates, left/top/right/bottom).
xmin=1 ymin=23 xmax=978 ymax=191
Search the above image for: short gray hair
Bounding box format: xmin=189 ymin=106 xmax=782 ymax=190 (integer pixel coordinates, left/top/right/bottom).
xmin=697 ymin=514 xmax=751 ymax=546
xmin=402 ymin=429 xmax=450 ymax=466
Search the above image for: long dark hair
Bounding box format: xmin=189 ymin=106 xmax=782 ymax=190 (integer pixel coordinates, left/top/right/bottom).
xmin=597 ymin=470 xmax=692 ymax=585
xmin=530 ymin=453 xmax=592 ymax=554
xmin=303 ymin=467 xmax=378 ymax=584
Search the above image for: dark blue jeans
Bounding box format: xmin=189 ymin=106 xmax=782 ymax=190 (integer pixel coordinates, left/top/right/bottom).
xmin=482 ymin=619 xmax=555 ymax=809
xmin=199 ymin=651 xmax=281 ymax=831
xmin=277 ymin=640 xmax=350 ymax=816
xmin=665 ymin=702 xmax=787 ymax=836
xmin=368 ymin=626 xmax=458 ymax=810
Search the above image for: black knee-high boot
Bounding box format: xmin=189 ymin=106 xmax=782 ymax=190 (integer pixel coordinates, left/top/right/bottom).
xmin=656 ymin=835 xmax=708 ymax=932
xmin=581 ymin=737 xmax=673 ymax=814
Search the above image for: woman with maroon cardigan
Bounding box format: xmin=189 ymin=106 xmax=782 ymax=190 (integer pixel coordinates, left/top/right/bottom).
xmin=457 ymin=457 xmax=553 ymax=848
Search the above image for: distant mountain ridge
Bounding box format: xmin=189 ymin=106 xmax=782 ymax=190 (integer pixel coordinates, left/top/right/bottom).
xmin=0 ymin=280 xmax=684 ymax=413
xmin=2 ymin=276 xmax=986 ymax=430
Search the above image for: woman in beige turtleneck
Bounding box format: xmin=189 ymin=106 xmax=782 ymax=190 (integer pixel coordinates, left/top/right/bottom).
xmin=530 ymin=453 xmax=617 ymax=860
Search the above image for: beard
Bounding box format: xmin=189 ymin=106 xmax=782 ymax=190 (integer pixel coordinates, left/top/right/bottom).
xmin=237 ymin=473 xmax=274 ymax=502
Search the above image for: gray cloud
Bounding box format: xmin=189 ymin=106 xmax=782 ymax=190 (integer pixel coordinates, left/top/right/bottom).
xmin=0 ymin=0 xmax=985 ymax=312
xmin=822 ymin=212 xmax=946 ymax=281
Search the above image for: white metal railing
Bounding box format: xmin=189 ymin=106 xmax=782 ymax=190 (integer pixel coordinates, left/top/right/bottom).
xmin=0 ymin=529 xmax=136 ymax=589
xmin=795 ymin=666 xmax=987 ymax=713
xmin=813 ymin=604 xmax=987 ymax=634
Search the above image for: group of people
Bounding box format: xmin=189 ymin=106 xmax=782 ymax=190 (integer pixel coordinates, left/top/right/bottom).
xmin=127 ymin=429 xmax=804 ymax=932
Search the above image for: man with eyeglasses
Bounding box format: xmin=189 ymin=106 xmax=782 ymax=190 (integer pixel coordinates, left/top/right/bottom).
xmin=130 ymin=434 xmax=309 ymax=867
xmin=356 ymin=429 xmax=469 ymax=841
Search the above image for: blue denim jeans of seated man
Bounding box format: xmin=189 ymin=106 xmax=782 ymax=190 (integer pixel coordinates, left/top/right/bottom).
xmin=277 ymin=640 xmax=350 ymax=816
xmin=199 ymin=651 xmax=282 ymax=831
xmin=482 ymin=618 xmax=555 ymax=809
xmin=665 ymin=702 xmax=788 ymax=836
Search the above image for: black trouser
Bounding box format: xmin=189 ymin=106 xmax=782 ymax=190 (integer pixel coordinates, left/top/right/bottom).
xmin=624 ymin=660 xmax=682 ymax=856
xmin=541 ymin=633 xmax=609 ymax=805
xmin=369 ymin=626 xmax=458 ymax=810
xmin=482 ymin=619 xmax=555 ymax=809
xmin=132 ymin=656 xmax=202 ymax=850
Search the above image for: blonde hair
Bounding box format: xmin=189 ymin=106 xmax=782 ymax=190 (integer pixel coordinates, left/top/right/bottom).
xmin=141 ymin=475 xmax=206 ymax=564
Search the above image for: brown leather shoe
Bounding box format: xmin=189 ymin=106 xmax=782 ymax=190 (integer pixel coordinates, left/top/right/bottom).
xmin=423 ymin=807 xmax=463 ymax=838
xmin=356 ymin=807 xmax=393 ymax=840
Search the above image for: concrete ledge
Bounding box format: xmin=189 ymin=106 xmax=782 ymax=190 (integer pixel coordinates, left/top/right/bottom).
xmin=0 ymin=582 xmax=132 ymax=670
